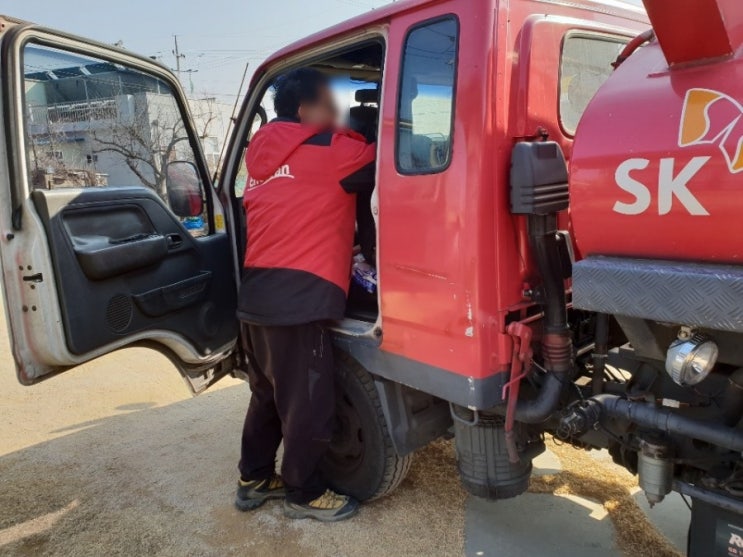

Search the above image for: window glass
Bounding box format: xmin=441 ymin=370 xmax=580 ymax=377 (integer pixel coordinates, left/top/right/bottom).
xmin=23 ymin=43 xmax=207 ymax=234
xmin=396 ymin=17 xmax=458 ymax=174
xmin=560 ymin=36 xmax=627 ymax=134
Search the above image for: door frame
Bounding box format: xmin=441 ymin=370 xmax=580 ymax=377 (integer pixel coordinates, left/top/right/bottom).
xmin=217 ymin=27 xmax=389 ymax=339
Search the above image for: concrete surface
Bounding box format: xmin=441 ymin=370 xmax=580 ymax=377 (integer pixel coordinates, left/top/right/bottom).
xmin=0 ymin=310 xmax=689 ymax=556
xmin=464 ymin=449 xmax=617 ymax=556
xmin=633 ymin=491 xmax=690 ymax=552
xmin=465 ymin=493 xmax=619 ymax=557
xmin=463 ymin=450 xmax=688 ymax=557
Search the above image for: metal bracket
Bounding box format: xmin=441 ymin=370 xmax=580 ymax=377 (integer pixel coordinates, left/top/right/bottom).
xmin=503 ymin=322 xmax=534 ymax=463
xmin=449 ymin=403 xmax=479 ymax=427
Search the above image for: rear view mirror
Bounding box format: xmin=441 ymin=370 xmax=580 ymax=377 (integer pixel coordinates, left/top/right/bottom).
xmin=166 ymin=161 xmax=204 ymax=218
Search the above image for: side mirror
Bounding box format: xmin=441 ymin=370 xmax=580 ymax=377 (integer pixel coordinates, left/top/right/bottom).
xmin=166 ymin=161 xmax=204 ymax=218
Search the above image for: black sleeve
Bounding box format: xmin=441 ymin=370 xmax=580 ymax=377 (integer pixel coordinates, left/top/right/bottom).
xmin=340 ymin=161 xmax=376 ymax=194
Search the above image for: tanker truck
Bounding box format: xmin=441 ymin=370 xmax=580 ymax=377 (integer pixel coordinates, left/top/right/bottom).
xmin=0 ymin=0 xmax=740 ymax=554
xmin=564 ymin=1 xmax=743 ymax=553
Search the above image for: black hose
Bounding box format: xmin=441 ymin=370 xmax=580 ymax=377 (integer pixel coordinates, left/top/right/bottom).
xmin=595 ymin=394 xmax=743 ymax=452
xmin=503 ymin=214 xmax=571 ymax=424
xmin=508 ymin=373 xmax=566 ymax=423
xmin=592 ymin=314 xmax=609 ymax=395
xmin=528 ymin=215 xmax=568 ymax=334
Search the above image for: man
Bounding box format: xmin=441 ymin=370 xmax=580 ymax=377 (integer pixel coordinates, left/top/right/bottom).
xmin=234 ymin=68 xmax=376 ymax=522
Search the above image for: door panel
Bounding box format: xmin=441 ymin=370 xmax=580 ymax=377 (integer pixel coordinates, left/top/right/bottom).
xmin=0 ymin=21 xmax=240 ymax=391
xmin=32 ymin=187 xmax=237 ymax=356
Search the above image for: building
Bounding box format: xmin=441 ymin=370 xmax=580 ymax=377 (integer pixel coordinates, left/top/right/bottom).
xmin=24 ymin=45 xmax=228 ymax=194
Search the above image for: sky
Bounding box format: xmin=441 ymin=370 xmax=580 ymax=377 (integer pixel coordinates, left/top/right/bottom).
xmin=6 ymin=0 xmax=645 ymax=107
xmin=6 ymin=0 xmax=394 ymax=106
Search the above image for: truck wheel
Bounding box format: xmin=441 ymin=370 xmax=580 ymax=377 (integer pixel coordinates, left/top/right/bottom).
xmin=321 ymin=351 xmax=413 ymax=501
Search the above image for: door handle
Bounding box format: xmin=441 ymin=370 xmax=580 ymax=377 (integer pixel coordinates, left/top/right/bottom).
xmin=166 ymin=233 xmax=183 ymax=249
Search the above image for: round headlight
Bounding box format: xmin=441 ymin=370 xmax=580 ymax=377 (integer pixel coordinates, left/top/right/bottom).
xmin=665 ymin=334 xmax=719 ymax=387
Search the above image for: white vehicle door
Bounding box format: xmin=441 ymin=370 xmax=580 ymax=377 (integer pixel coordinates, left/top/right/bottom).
xmin=0 ymin=17 xmax=240 ymax=392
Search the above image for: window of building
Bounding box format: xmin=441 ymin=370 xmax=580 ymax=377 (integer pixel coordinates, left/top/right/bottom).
xmin=559 ymin=35 xmax=628 ymax=135
xmin=396 ymin=16 xmax=459 ymax=174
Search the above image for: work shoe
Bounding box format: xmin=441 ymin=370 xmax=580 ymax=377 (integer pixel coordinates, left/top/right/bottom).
xmin=235 ymin=476 xmax=285 ymax=511
xmin=283 ymin=489 xmax=359 ymax=522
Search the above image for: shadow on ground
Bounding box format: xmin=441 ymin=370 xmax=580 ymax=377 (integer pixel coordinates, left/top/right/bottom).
xmin=0 ymin=382 xmax=468 ymax=557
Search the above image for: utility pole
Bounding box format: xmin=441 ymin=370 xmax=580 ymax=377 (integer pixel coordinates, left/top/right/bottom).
xmin=172 ymin=35 xmax=185 ymax=77
xmin=172 ymin=35 xmax=198 ymax=92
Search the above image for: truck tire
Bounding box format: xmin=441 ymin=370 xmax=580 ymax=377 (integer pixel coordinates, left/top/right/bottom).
xmin=320 ymin=350 xmax=413 ymax=501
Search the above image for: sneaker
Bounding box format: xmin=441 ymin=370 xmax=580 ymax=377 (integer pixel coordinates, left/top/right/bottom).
xmin=235 ymin=476 xmax=285 ymax=511
xmin=283 ymin=489 xmax=359 ymax=522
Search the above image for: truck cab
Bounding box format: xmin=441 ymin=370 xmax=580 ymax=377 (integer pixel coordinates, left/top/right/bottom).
xmin=0 ymin=0 xmax=647 ymax=509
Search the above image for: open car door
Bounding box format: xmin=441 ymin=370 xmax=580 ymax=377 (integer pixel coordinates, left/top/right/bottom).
xmin=0 ymin=17 xmax=241 ymax=393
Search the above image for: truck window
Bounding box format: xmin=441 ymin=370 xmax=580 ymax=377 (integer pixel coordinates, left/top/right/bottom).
xmin=559 ymin=35 xmax=627 ymax=135
xmin=396 ymin=16 xmax=459 ymax=175
xmin=23 ymin=43 xmax=208 ymax=235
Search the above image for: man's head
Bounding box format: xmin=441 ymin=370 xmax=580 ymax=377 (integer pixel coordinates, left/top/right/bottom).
xmin=273 ymin=68 xmax=338 ymax=128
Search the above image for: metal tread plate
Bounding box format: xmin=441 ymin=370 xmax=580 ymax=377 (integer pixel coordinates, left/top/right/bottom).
xmin=573 ymin=256 xmax=743 ymax=333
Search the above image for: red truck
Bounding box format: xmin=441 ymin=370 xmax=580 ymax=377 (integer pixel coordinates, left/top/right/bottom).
xmin=2 ymin=0 xmax=740 ymax=553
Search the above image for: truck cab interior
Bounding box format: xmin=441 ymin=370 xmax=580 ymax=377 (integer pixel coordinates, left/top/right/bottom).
xmin=234 ymin=40 xmax=385 ymax=326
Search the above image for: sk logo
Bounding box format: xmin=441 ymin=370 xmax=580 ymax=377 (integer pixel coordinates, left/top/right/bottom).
xmin=679 ymin=88 xmax=743 ymax=174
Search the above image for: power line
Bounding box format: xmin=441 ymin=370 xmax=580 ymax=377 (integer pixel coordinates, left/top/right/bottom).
xmin=171 ymin=35 xmax=198 ymax=76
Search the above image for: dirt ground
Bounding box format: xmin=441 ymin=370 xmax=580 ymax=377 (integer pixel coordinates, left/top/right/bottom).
xmin=0 ymin=311 xmax=682 ymax=556
xmin=0 ymin=311 xmax=467 ymax=557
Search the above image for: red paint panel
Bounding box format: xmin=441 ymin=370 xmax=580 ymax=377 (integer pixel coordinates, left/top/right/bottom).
xmin=572 ymin=38 xmax=743 ymax=264
xmin=642 ymin=0 xmax=743 ymax=65
xmin=244 ymin=0 xmax=647 ymax=386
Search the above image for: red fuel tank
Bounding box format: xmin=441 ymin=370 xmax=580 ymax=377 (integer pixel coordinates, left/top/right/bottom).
xmin=571 ymin=36 xmax=743 ymax=264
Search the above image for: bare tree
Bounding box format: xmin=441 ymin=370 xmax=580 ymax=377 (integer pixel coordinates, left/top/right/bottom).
xmin=190 ymin=96 xmax=223 ymax=174
xmin=192 ymin=97 xmax=219 ymax=140
xmin=91 ymin=93 xmax=222 ymax=199
xmin=26 ymin=117 xmax=97 ymax=189
xmin=91 ymin=93 xmax=192 ymax=200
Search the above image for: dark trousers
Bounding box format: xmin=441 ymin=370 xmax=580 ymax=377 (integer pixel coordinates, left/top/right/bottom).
xmin=239 ymin=322 xmax=335 ymax=504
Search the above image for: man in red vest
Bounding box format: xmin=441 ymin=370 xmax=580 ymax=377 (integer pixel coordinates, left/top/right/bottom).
xmin=235 ymin=68 xmax=375 ymax=522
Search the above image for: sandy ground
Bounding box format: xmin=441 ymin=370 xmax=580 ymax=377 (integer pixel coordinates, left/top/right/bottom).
xmin=0 ymin=314 xmax=465 ymax=557
xmin=0 ymin=310 xmax=686 ymax=556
